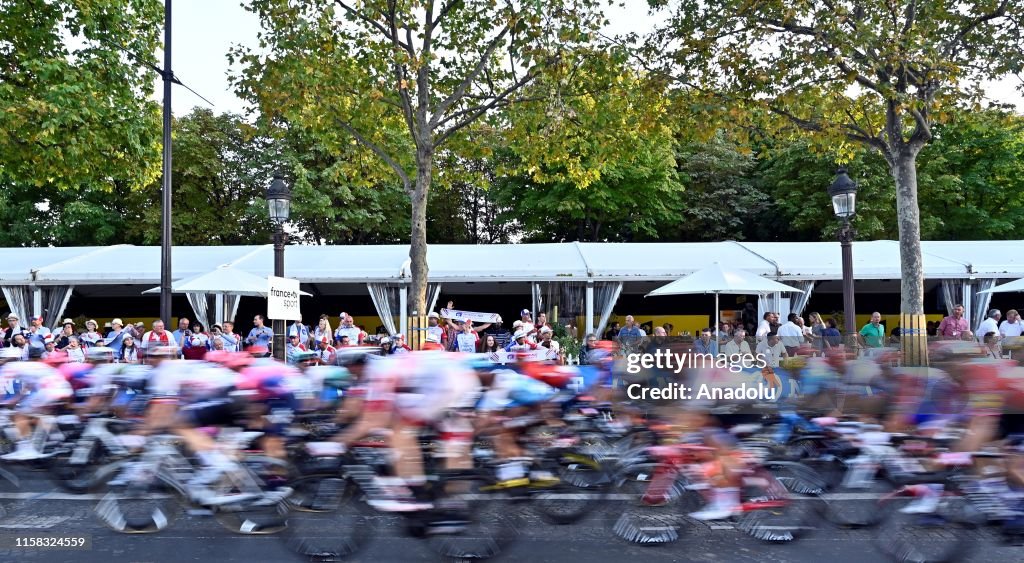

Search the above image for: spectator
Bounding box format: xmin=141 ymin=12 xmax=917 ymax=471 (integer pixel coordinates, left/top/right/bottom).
xmin=926 ymin=321 xmax=937 ymax=337
xmin=315 ymin=335 xmax=337 ymax=365
xmin=506 ymin=330 xmax=538 ymax=352
xmin=663 ymin=323 xmax=674 ymax=337
xmin=604 ymin=322 xmax=620 ymax=341
xmin=807 ymin=312 xmax=826 ymax=354
xmin=822 ymin=318 xmax=842 ymax=348
xmin=183 ymin=334 xmax=208 ymax=360
xmin=481 ymin=334 xmax=500 ymax=353
xmin=976 ymin=309 xmax=1001 ymax=344
xmin=288 ymin=318 xmax=310 ymax=346
xmin=221 ymin=321 xmax=240 ymax=352
xmin=617 ymin=315 xmax=646 ymax=351
xmin=65 ymin=336 xmax=85 ymax=363
xmin=741 ymin=303 xmax=757 ymax=334
xmin=393 ymin=334 xmax=412 ymax=354
xmin=721 ymin=329 xmax=752 ymax=357
xmin=984 ymin=331 xmax=1002 ymax=359
xmin=645 ymin=326 xmax=669 ymax=354
xmin=755 ymin=312 xmax=774 ymax=342
xmin=171 ymin=317 xmax=191 ymax=349
xmin=313 ymin=315 xmax=332 ymax=347
xmin=286 ymin=333 xmax=308 ymax=359
xmin=119 ymin=334 xmax=140 ymax=364
xmin=191 ymin=322 xmax=210 ymax=347
xmin=26 ymin=315 xmax=51 ymax=349
xmin=80 ymin=319 xmax=103 ymax=347
xmin=718 ymin=322 xmax=733 ymax=345
xmin=777 ymin=313 xmax=804 ymax=356
xmin=422 ymin=333 xmax=444 ymax=351
xmin=580 ymin=333 xmax=598 ymax=364
xmin=423 ymin=312 xmax=447 ymax=348
xmin=379 ymin=336 xmax=394 ymax=355
xmin=519 ymin=309 xmax=536 ymax=337
xmin=858 ymin=312 xmax=886 ymax=349
xmin=1000 ymin=309 xmax=1022 ymax=338
xmin=129 ymin=322 xmax=145 ymax=341
xmin=141 ymin=320 xmax=172 ymax=350
xmin=537 ymin=326 xmax=561 ymax=362
xmin=55 ymin=319 xmax=76 ymax=350
xmin=770 ymin=312 xmax=782 ymax=334
xmin=339 ymin=335 xmax=352 ymax=347
xmin=104 ymin=318 xmax=126 ymax=355
xmin=693 ymin=329 xmax=718 ymax=355
xmin=10 ymin=334 xmax=29 ymax=360
xmin=453 ymin=319 xmax=481 ymax=353
xmin=41 ymin=335 xmax=57 ymax=359
xmin=334 ymin=313 xmax=362 ymax=346
xmin=937 ymin=304 xmax=969 ymax=340
xmin=245 ymin=315 xmax=273 ymax=352
xmin=2 ymin=313 xmax=27 ymax=347
xmin=756 ymin=333 xmax=788 ymax=368
xmin=536 ymin=312 xmax=551 ymax=331
xmin=210 ymin=336 xmax=226 ymax=352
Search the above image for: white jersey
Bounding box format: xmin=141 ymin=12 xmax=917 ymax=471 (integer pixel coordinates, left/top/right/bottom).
xmin=149 ymin=360 xmax=236 ymax=400
xmin=0 ymin=361 xmax=72 ymax=406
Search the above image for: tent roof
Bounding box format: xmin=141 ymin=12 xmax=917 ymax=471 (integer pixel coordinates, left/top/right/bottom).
xmin=5 ymin=240 xmax=1024 ymax=286
xmin=142 ymin=265 xmax=313 ymax=297
xmin=646 ymin=264 xmax=804 ymax=296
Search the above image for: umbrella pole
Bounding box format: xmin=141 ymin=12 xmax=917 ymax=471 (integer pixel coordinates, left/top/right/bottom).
xmin=715 ymin=292 xmax=720 ymax=344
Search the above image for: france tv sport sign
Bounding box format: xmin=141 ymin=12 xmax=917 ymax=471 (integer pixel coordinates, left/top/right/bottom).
xmin=267 ymin=276 xmax=302 ymax=321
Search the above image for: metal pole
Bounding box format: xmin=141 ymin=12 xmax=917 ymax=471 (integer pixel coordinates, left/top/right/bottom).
xmin=585 ymin=281 xmax=594 ymax=337
xmin=159 ymin=0 xmax=173 ymax=327
xmin=272 ymin=224 xmax=286 ymax=360
xmin=839 ymin=221 xmax=857 ymax=346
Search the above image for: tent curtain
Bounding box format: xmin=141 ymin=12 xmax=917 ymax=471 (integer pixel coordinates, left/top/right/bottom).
xmin=940 ymin=280 xmax=965 ymax=317
xmin=367 ymin=283 xmax=400 ymax=336
xmin=185 ymin=293 xmax=210 ymax=330
xmin=41 ymin=286 xmax=74 ymax=329
xmin=757 ymin=292 xmax=783 ymax=321
xmin=223 ymin=294 xmax=240 ymax=325
xmin=427 ymin=283 xmax=442 ymax=314
xmin=536 ymin=282 xmax=586 ymax=328
xmin=1 ymin=286 xmax=33 ymax=322
xmin=789 ymin=281 xmax=815 ymax=317
xmin=594 ymin=282 xmax=624 ymax=338
xmin=971 ymin=279 xmax=997 ymax=332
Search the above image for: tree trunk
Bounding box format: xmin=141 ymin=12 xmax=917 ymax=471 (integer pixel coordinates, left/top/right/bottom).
xmin=409 ymin=153 xmax=432 ymax=316
xmin=891 ymin=149 xmax=925 ymax=315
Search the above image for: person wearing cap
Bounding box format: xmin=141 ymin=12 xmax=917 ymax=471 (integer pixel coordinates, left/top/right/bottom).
xmin=537 ymin=326 xmax=562 ymax=362
xmin=422 ymin=332 xmax=445 ymax=351
xmin=25 ymin=315 xmax=51 ymax=350
xmin=288 ymin=318 xmax=310 ymax=346
xmin=505 ymin=329 xmax=539 ymax=352
xmin=41 ymin=335 xmax=57 ymax=359
xmin=333 ymin=313 xmax=362 ymax=347
xmin=104 ymin=318 xmax=126 ymax=356
xmin=2 ymin=313 xmax=28 ymax=347
xmin=425 ymin=311 xmax=447 ymax=348
xmin=379 ymin=336 xmax=394 ymax=355
xmin=315 ymin=335 xmax=337 ymax=365
xmin=286 ymin=332 xmax=308 ymax=362
xmin=393 ymin=334 xmax=411 ymax=354
xmin=519 ymin=309 xmax=536 ymax=338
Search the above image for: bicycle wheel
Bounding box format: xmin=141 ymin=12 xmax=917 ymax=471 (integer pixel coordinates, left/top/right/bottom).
xmin=212 ymin=454 xmax=295 ymax=535
xmin=736 ymin=468 xmax=819 ymax=543
xmin=0 ymin=466 xmax=19 ymax=520
xmin=820 ymin=472 xmax=894 ymax=528
xmin=93 ymin=462 xmax=183 ymax=534
xmin=764 ymin=461 xmax=828 ymax=495
xmin=609 ymin=463 xmax=700 ymax=545
xmin=50 ymin=439 xmax=113 ymax=493
xmin=532 ymin=449 xmax=611 ymax=524
xmin=281 ymin=476 xmax=373 ymax=561
xmin=874 ymin=494 xmax=983 ymax=562
xmin=425 ymin=476 xmax=522 ymax=562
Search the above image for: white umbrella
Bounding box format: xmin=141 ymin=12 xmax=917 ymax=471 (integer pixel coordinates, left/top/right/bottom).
xmin=143 ymin=265 xmax=312 ymax=297
xmin=646 ymin=263 xmax=804 ymax=341
xmin=979 ymin=278 xmax=1024 ymax=294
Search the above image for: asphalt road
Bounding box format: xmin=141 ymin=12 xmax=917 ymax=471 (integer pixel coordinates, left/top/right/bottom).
xmin=0 ymin=468 xmax=1021 ymax=563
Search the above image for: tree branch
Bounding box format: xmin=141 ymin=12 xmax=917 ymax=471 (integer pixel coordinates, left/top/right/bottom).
xmin=384 ymin=1 xmax=417 ymax=140
xmin=430 ymin=24 xmax=511 ymax=127
xmin=434 ymin=68 xmax=539 ymax=146
xmin=431 ymin=0 xmax=460 ymax=31
xmin=334 ymin=0 xmax=412 ymax=52
xmin=942 ymin=0 xmax=1010 ymax=59
xmin=332 ymin=116 xmax=412 ymax=194
xmin=908 ymin=106 xmax=932 ymax=147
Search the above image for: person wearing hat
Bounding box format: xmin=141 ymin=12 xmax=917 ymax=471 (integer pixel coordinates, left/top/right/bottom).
xmin=393 ymin=333 xmax=411 ymax=354
xmin=288 ymin=318 xmax=311 ymax=347
xmin=41 ymin=334 xmax=57 ymax=359
xmin=80 ymin=320 xmax=103 ymax=348
xmin=425 ymin=311 xmax=447 ymax=349
xmin=537 ymin=326 xmax=562 ymax=362
xmin=441 ymin=301 xmax=493 ymax=353
xmin=333 ymin=313 xmax=362 ymax=347
xmin=422 ymin=332 xmax=445 ymax=351
xmin=505 ymin=329 xmax=539 ymax=352
xmin=2 ymin=313 xmax=28 ymax=347
xmin=118 ymin=333 xmax=140 ymax=364
xmin=379 ymin=336 xmax=394 ymax=355
xmin=104 ymin=318 xmax=126 ymax=356
xmin=315 ymin=335 xmax=337 ymax=365
xmin=286 ymin=332 xmax=308 ymax=361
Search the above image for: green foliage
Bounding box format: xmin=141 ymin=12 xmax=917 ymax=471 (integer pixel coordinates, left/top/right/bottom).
xmin=0 ymin=0 xmax=163 ymax=191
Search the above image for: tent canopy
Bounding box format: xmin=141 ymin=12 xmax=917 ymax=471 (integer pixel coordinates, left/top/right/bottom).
xmin=646 ymin=264 xmax=805 ymax=297
xmin=142 ymin=265 xmax=312 ymax=297
xmin=979 ymin=277 xmax=1024 ymax=294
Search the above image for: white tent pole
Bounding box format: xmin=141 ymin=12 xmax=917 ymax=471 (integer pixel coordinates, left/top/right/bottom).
xmin=585 ymin=282 xmax=594 ymax=336
xmin=32 ymin=287 xmax=42 ymax=318
xmin=215 ymin=294 xmax=224 ymax=326
xmin=715 ymin=292 xmax=720 ymax=343
xmin=399 ymin=285 xmax=408 ymax=337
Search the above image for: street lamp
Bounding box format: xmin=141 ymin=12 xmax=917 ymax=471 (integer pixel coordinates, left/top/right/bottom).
xmin=828 ymin=167 xmax=858 ymax=346
xmin=267 ymin=172 xmax=291 ymax=360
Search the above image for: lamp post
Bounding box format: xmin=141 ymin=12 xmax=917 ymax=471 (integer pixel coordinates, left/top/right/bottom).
xmin=828 ymin=167 xmax=858 ymax=347
xmin=267 ymin=172 xmax=291 ymax=361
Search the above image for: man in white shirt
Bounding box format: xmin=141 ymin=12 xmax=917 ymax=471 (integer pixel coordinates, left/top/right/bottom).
xmin=755 ymin=333 xmax=788 ymax=368
xmin=976 ymin=309 xmax=1002 ymax=344
xmin=333 ymin=313 xmax=362 ymax=346
xmin=755 ymin=312 xmax=775 ymax=342
xmin=519 ymin=309 xmax=536 ymax=338
xmin=999 ymin=309 xmax=1022 ymax=338
xmin=538 ymin=326 xmax=561 ymax=360
xmin=777 ymin=313 xmax=804 ymax=355
xmin=454 ymin=320 xmax=481 ymax=353
xmin=721 ymin=329 xmax=752 ymax=357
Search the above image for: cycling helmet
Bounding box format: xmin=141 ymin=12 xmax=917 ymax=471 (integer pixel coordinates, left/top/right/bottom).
xmin=306 ymin=365 xmax=353 ymax=389
xmin=206 ymin=350 xmax=254 ymax=370
xmin=335 ymin=346 xmax=380 ymax=366
xmin=147 ymin=345 xmax=180 ymax=358
xmin=59 ymin=362 xmax=94 ymax=391
xmin=291 ymin=350 xmax=318 ymax=364
xmin=86 ymin=346 xmax=115 ymax=363
xmin=42 ymin=351 xmax=70 ymax=367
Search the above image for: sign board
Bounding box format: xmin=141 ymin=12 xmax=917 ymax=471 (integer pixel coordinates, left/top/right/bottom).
xmin=487 ymin=349 xmax=554 ymax=364
xmin=267 ymin=276 xmax=302 ymax=321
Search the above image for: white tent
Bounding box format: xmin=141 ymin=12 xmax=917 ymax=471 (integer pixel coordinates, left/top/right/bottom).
xmin=979 ymin=278 xmax=1024 ymax=294
xmin=646 ymin=264 xmax=804 ymax=340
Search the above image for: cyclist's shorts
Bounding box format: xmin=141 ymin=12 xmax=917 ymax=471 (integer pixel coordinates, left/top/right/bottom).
xmin=182 ymin=397 xmax=245 ymax=428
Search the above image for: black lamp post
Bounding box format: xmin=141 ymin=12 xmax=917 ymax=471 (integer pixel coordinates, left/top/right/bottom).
xmin=828 ymin=167 xmax=858 ymax=346
xmin=267 ymin=172 xmax=291 ymax=360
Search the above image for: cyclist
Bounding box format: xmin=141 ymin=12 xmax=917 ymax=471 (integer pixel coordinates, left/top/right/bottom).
xmin=0 ymin=353 xmax=74 ymax=461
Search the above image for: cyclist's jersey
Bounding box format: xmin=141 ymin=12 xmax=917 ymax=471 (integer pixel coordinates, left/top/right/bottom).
xmin=236 ymin=363 xmax=310 ymax=402
xmin=963 ymin=358 xmax=1024 ymax=414
xmin=362 ymin=351 xmax=480 ymax=422
xmin=149 ymin=360 xmax=236 ymax=402
xmin=476 ymin=368 xmax=558 ymax=411
xmin=517 ymin=360 xmax=576 ymax=388
xmin=0 ymin=361 xmax=73 ymax=407
xmin=303 ymin=365 xmax=352 ymax=407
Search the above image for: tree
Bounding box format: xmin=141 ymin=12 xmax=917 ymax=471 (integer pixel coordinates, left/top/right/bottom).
xmin=231 ymin=0 xmax=609 ymax=314
xmin=648 ymin=0 xmax=1024 ymax=314
xmin=0 ymin=0 xmax=163 ymax=191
